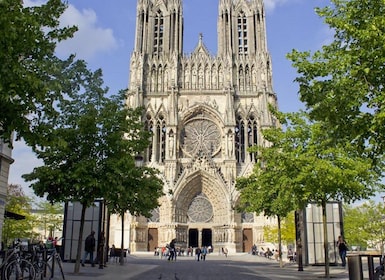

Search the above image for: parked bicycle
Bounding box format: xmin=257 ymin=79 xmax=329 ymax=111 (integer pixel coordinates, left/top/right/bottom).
xmin=23 ymin=242 xmax=65 ymax=280
xmin=0 ymin=241 xmax=36 ymax=280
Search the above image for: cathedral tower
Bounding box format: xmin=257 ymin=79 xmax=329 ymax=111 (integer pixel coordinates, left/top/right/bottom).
xmin=123 ymin=0 xmax=278 ymax=253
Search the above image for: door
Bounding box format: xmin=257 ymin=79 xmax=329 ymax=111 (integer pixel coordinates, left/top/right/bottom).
xmin=188 ymin=229 xmax=198 ymax=247
xmin=148 ymin=228 xmax=158 ymax=251
xmin=202 ymin=229 xmax=212 ymax=247
xmin=243 ymin=229 xmax=253 ymax=253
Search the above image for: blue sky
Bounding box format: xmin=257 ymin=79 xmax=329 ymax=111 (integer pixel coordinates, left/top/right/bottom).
xmin=14 ymin=0 xmax=377 ymax=201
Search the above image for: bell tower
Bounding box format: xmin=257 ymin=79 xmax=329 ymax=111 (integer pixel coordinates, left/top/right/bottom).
xmin=129 ymin=0 xmax=183 ymax=107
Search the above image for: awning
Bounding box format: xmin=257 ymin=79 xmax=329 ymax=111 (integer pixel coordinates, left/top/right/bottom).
xmin=4 ymin=210 xmax=25 ymax=220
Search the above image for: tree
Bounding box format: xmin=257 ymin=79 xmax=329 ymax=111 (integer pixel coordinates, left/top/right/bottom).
xmin=0 ymin=0 xmax=77 ymax=144
xmin=263 ymin=213 xmax=296 ymax=247
xmin=344 ymin=201 xmax=385 ymax=252
xmin=23 ymin=63 xmax=163 ymax=273
xmin=3 ymin=185 xmax=35 ymax=245
xmin=236 ymin=131 xmax=298 ymax=268
xmin=282 ymin=112 xmax=382 ymax=277
xmin=23 ymin=61 xmax=106 ymax=273
xmin=238 ymin=110 xmax=383 ymax=277
xmin=287 ymin=0 xmax=385 ymax=159
xmin=34 ymin=201 xmax=64 ymax=240
xmin=99 ymin=92 xmax=164 ymax=264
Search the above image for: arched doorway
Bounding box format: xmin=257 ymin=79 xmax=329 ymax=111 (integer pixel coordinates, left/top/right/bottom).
xmin=189 ymin=229 xmax=198 ymax=247
xmin=202 ymin=228 xmax=212 ymax=247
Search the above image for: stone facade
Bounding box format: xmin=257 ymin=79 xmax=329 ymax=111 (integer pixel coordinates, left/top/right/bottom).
xmin=0 ymin=139 xmax=14 ymax=245
xmin=120 ymin=0 xmax=278 ymax=253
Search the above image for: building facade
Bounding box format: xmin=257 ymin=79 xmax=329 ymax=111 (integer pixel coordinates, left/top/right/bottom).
xmin=123 ymin=0 xmax=278 ymax=253
xmin=0 ymin=139 xmax=14 ymax=245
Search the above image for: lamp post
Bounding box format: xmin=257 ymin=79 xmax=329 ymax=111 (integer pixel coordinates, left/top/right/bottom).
xmin=119 ymin=154 xmax=143 ymax=265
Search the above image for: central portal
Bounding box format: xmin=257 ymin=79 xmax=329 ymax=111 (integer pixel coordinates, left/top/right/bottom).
xmin=202 ymin=229 xmax=212 ymax=247
xmin=188 ymin=228 xmax=212 ymax=248
xmin=189 ymin=229 xmax=198 ymax=247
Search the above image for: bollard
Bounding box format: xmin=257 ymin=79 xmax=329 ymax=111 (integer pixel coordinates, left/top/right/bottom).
xmin=348 ymin=255 xmax=363 ymax=280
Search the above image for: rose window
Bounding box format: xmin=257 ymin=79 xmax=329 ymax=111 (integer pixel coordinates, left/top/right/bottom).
xmin=187 ymin=193 xmax=213 ymax=223
xmin=180 ymin=118 xmax=221 ymax=157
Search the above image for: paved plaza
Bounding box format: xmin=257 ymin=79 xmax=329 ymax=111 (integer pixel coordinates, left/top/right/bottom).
xmin=61 ymin=252 xmax=353 ymax=280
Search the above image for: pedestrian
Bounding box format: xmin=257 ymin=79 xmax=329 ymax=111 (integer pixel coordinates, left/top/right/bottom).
xmin=195 ymin=247 xmax=201 ymax=261
xmin=168 ymin=238 xmax=176 ymax=261
xmin=201 ymin=246 xmax=208 ymax=261
xmin=97 ymin=231 xmax=106 ymax=269
xmin=81 ymin=230 xmax=96 ymax=267
xmin=337 ymin=235 xmax=348 ymax=267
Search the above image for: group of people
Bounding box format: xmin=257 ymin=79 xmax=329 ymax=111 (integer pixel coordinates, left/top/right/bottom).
xmin=248 ymin=235 xmax=348 ymax=267
xmin=80 ymin=231 xmax=350 ymax=268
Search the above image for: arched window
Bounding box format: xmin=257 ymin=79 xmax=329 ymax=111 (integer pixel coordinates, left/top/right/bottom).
xmin=235 ymin=115 xmax=245 ymax=163
xmin=154 ymin=10 xmax=164 ymax=55
xmin=145 ymin=114 xmax=153 ymax=162
xmin=156 ymin=115 xmax=166 ymax=163
xmin=237 ymin=11 xmax=248 ymax=55
xmin=247 ymin=115 xmax=258 ymax=162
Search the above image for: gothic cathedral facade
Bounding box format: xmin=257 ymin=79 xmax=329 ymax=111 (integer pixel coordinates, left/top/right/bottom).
xmin=124 ymin=0 xmax=278 ymax=253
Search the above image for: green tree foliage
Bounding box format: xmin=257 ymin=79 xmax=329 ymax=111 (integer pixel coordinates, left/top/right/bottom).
xmin=3 ymin=185 xmax=35 ymax=245
xmin=263 ymin=212 xmax=296 ymax=247
xmin=287 ymin=0 xmax=385 ymax=158
xmin=237 ymin=110 xmax=382 ymax=276
xmin=344 ymin=201 xmax=385 ymax=252
xmin=0 ymin=0 xmax=77 ymax=144
xmin=22 ymin=62 xmax=163 ymax=272
xmin=34 ymin=201 xmax=64 ymax=240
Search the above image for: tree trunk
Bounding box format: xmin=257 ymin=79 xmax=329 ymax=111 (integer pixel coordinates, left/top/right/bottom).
xmin=74 ymin=203 xmax=87 ymax=273
xmin=277 ymin=215 xmax=284 ymax=268
xmin=322 ymin=200 xmax=330 ymax=279
xmin=120 ymin=212 xmax=125 ymax=265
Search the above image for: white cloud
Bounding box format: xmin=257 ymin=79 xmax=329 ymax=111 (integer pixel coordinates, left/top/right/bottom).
xmin=24 ymin=1 xmax=119 ymax=60
xmin=56 ymin=4 xmax=119 ymax=60
xmin=264 ymin=0 xmax=289 ymax=11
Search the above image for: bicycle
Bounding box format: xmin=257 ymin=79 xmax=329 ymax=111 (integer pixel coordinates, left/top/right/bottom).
xmin=46 ymin=246 xmax=65 ymax=280
xmin=27 ymin=243 xmax=65 ymax=280
xmin=0 ymin=242 xmax=36 ymax=280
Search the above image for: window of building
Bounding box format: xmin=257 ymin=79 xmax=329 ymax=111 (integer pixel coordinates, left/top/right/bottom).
xmin=154 ymin=10 xmax=164 ymax=55
xmin=237 ymin=11 xmax=248 ymax=55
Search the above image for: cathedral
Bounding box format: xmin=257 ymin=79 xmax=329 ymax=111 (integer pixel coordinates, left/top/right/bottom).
xmin=120 ymin=0 xmax=278 ymax=253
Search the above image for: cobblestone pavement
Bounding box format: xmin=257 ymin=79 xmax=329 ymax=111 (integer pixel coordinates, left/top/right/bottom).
xmin=61 ymin=252 xmax=353 ymax=280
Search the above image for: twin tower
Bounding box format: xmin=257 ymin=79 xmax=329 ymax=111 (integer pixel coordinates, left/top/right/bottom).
xmin=120 ymin=0 xmax=278 ymax=253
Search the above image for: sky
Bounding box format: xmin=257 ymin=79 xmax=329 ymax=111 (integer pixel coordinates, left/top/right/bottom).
xmin=10 ymin=0 xmax=381 ymax=203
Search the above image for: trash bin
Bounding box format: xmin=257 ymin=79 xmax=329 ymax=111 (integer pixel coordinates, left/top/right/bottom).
xmin=348 ymin=255 xmax=363 ymax=280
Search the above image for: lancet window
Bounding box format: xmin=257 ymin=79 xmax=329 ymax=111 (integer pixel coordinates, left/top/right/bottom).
xmin=144 ymin=114 xmax=153 ymax=162
xmin=144 ymin=114 xmax=166 ymax=163
xmin=235 ymin=114 xmax=258 ymax=163
xmin=247 ymin=115 xmax=258 ymax=161
xmin=235 ymin=115 xmax=246 ymax=163
xmin=237 ymin=11 xmax=248 ymax=55
xmin=153 ymin=10 xmax=164 ymax=55
xmin=155 ymin=115 xmax=166 ymax=163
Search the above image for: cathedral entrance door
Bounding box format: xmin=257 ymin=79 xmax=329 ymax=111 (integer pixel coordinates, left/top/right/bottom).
xmin=188 ymin=229 xmax=198 ymax=247
xmin=202 ymin=229 xmax=212 ymax=247
xmin=243 ymin=229 xmax=252 ymax=253
xmin=148 ymin=228 xmax=158 ymax=252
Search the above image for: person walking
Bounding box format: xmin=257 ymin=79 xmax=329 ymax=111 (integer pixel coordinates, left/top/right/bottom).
xmin=195 ymin=247 xmax=202 ymax=261
xmin=337 ymin=235 xmax=348 ymax=267
xmin=168 ymin=238 xmax=176 ymax=261
xmin=201 ymin=246 xmax=208 ymax=261
xmin=81 ymin=230 xmax=96 ymax=267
